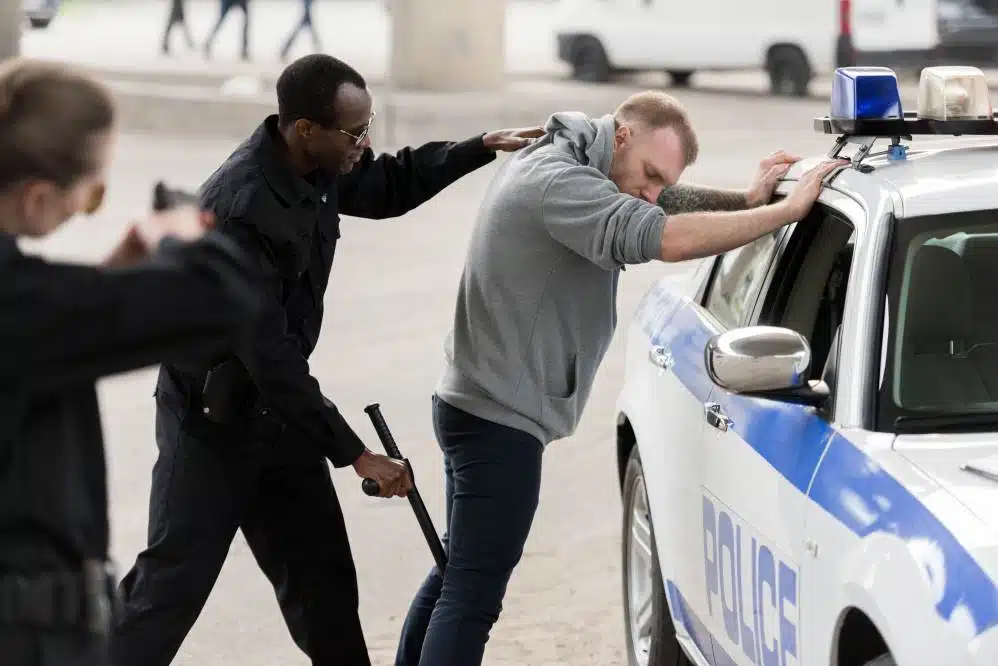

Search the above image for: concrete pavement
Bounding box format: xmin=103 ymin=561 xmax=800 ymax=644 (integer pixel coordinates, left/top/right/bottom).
xmin=20 ymin=89 xmax=842 ymax=665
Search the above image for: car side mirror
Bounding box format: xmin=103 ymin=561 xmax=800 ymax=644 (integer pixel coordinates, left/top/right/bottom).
xmin=705 ymin=325 xmax=830 ymax=407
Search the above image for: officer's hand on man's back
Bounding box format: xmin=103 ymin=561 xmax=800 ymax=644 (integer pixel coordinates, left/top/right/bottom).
xmin=352 ymin=450 xmax=414 ymax=498
xmin=102 ymin=205 xmax=214 ymax=269
xmin=482 ymin=126 xmax=546 ymax=152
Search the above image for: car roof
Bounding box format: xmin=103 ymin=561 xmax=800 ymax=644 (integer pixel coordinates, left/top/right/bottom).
xmin=788 ymin=136 xmax=998 ymax=219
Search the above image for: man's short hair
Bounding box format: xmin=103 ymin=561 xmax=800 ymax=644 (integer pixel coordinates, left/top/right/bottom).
xmin=613 ymin=91 xmax=699 ymax=166
xmin=276 ymin=54 xmax=367 ymax=130
xmin=0 ymin=58 xmax=115 ymax=191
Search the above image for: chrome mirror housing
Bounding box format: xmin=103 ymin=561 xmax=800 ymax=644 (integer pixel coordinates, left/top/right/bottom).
xmin=705 ymin=326 xmax=812 ymax=394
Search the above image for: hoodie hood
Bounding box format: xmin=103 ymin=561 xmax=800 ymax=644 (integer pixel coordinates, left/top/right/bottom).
xmin=543 ymin=111 xmax=616 ymax=178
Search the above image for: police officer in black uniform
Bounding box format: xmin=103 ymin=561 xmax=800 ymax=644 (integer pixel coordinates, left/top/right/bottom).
xmin=111 ymin=53 xmax=542 ymax=666
xmin=0 ymin=59 xmax=263 ymax=666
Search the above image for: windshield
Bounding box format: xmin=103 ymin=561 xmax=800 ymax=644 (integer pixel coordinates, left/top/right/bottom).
xmin=877 ymin=210 xmax=998 ymax=432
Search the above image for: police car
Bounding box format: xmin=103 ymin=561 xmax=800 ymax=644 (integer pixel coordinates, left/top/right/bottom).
xmin=615 ymin=65 xmax=998 ymax=666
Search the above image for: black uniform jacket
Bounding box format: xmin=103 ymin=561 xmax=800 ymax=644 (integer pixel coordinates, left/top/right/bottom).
xmin=0 ymin=232 xmax=262 ymax=570
xmin=165 ymin=114 xmax=496 ymax=468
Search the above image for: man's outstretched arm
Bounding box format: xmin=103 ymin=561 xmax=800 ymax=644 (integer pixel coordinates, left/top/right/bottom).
xmin=657 ymin=149 xmax=804 ymax=214
xmin=657 ymin=160 xmax=845 ymax=262
xmin=657 ymin=184 xmax=750 ymax=214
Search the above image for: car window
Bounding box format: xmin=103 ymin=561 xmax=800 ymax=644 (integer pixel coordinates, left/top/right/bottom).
xmin=703 ymin=231 xmax=780 ymax=329
xmin=878 ymin=211 xmax=998 ymax=431
xmin=753 ymin=205 xmax=855 ymax=382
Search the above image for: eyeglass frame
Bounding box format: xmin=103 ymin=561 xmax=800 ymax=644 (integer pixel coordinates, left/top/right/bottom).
xmin=337 ymin=111 xmax=376 ymax=146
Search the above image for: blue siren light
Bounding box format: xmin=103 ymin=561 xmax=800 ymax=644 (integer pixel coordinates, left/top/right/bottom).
xmin=831 ymin=67 xmax=903 ymax=120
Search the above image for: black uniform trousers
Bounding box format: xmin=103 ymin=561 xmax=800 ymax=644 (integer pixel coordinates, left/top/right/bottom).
xmin=111 ymin=370 xmax=368 ymax=666
xmin=0 ymin=630 xmax=108 ymax=666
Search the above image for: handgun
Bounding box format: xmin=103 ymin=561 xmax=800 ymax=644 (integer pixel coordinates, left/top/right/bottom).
xmin=152 ymin=181 xmax=199 ymax=212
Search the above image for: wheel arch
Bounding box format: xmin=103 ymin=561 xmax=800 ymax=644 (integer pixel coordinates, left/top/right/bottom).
xmin=616 ymin=411 xmax=637 ymax=494
xmin=825 ymin=531 xmax=965 ymax=665
xmin=831 ymin=606 xmax=890 ymax=666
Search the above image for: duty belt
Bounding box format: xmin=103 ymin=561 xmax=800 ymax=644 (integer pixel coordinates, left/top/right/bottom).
xmin=0 ymin=559 xmax=117 ymax=634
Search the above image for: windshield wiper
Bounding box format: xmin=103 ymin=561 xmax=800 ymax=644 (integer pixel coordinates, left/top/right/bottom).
xmin=895 ymin=411 xmax=998 ymax=433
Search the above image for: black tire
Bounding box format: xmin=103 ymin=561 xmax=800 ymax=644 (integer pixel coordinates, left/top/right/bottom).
xmin=29 ymin=17 xmax=52 ymax=29
xmin=570 ymin=36 xmax=612 ymax=83
xmin=622 ymin=447 xmax=692 ymax=666
xmin=863 ymin=655 xmax=896 ymax=666
xmin=667 ymin=70 xmax=693 ymax=87
xmin=767 ymin=46 xmax=811 ymax=97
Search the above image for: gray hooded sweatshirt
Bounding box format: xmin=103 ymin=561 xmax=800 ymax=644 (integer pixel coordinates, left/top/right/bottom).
xmin=435 ymin=111 xmax=667 ymax=445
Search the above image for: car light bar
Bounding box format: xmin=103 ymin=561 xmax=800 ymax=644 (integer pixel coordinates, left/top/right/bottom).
xmin=815 ymin=66 xmax=998 ymax=137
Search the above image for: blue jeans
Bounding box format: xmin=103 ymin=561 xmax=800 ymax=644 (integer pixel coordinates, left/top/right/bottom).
xmin=394 ymin=395 xmax=543 ymax=666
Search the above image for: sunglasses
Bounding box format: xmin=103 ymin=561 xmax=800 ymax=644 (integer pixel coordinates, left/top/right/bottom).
xmin=337 ymin=111 xmax=376 ymax=146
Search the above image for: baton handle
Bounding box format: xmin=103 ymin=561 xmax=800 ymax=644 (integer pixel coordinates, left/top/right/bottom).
xmin=361 ymin=403 xmax=448 ymax=572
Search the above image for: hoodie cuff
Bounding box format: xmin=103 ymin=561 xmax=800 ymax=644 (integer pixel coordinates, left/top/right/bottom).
xmin=640 ymin=212 xmax=667 ymax=263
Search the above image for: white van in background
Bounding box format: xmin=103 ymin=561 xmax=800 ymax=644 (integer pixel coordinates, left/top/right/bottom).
xmin=553 ymin=0 xmax=998 ymax=96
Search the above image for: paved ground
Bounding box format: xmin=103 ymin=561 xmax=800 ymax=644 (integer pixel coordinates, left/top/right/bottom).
xmin=15 ymin=87 xmax=845 ymax=666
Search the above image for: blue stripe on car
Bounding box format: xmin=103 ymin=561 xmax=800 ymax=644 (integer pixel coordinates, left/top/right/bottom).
xmin=637 ymin=286 xmax=998 ymax=637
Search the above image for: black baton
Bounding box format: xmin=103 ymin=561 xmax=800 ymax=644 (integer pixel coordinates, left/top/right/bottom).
xmin=361 ymin=403 xmax=448 ymax=573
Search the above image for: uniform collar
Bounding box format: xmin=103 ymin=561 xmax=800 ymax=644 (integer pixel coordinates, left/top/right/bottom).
xmin=255 ymin=115 xmax=329 ymax=205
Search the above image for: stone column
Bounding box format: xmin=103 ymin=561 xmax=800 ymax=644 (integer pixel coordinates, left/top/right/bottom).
xmin=0 ymin=0 xmax=20 ymax=61
xmin=388 ymin=0 xmax=506 ymax=92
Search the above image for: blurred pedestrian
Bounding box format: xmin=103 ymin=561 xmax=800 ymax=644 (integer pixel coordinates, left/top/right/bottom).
xmin=393 ymin=90 xmax=844 ymax=666
xmin=0 ymin=57 xmax=263 ymax=666
xmin=203 ymin=0 xmax=250 ymax=61
xmin=161 ymin=0 xmax=195 ymax=55
xmin=111 ymin=53 xmax=541 ymax=666
xmin=280 ymin=0 xmax=322 ymax=61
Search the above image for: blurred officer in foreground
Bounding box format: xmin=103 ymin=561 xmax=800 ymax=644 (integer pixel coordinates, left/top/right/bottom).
xmin=112 ymin=53 xmax=542 ymax=666
xmin=0 ymin=58 xmax=263 ymax=666
xmin=394 ymin=90 xmax=845 ymax=666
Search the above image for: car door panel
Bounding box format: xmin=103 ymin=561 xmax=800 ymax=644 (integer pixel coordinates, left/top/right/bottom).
xmin=694 ymin=204 xmax=860 ymax=666
xmin=698 ymin=385 xmax=825 ymax=666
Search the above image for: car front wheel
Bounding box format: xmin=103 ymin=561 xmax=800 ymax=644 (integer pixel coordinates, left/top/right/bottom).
xmin=622 ymin=447 xmax=692 ymax=666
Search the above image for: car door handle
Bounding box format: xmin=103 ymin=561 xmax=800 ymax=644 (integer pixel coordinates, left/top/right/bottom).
xmin=648 ymin=345 xmax=674 ymax=370
xmin=704 ymin=402 xmax=734 ymax=432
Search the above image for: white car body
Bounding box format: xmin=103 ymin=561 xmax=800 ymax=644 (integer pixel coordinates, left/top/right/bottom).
xmin=553 ymin=0 xmax=944 ymax=95
xmin=615 ymin=137 xmax=998 ymax=666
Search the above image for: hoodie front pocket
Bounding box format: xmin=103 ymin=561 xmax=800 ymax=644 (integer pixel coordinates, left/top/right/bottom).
xmin=543 ymin=354 xmax=578 ymax=400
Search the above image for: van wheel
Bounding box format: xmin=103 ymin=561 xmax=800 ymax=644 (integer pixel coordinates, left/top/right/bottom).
xmin=767 ymin=46 xmax=810 ymax=97
xmin=570 ymin=36 xmax=612 ymax=83
xmin=668 ymin=70 xmax=693 ymax=87
xmin=622 ymin=448 xmax=692 ymax=666
xmin=29 ymin=17 xmax=52 ymax=29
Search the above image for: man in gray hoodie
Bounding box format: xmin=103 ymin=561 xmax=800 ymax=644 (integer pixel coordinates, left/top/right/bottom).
xmin=393 ymin=90 xmax=845 ymax=666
